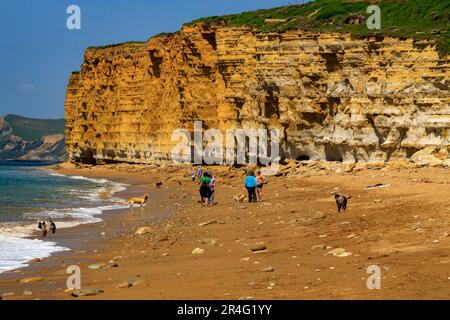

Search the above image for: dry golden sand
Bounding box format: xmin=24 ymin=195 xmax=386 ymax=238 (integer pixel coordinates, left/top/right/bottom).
xmin=0 ymin=162 xmax=449 ymax=300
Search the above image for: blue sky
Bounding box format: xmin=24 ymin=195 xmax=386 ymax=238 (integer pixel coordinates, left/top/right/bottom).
xmin=0 ymin=0 xmax=307 ymax=119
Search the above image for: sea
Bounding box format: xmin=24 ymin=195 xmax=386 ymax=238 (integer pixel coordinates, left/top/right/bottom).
xmin=0 ymin=161 xmax=128 ymax=274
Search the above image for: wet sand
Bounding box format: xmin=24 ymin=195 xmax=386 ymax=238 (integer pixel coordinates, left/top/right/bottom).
xmin=0 ymin=162 xmax=449 ymax=300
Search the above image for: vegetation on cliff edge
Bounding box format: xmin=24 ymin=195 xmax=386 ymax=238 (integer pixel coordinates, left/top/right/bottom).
xmin=88 ymin=41 xmax=147 ymax=50
xmin=187 ymin=0 xmax=449 ymax=56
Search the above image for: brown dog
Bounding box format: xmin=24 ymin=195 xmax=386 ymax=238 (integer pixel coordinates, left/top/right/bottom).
xmin=125 ymin=194 xmax=149 ymax=210
xmin=335 ymin=194 xmax=351 ymax=212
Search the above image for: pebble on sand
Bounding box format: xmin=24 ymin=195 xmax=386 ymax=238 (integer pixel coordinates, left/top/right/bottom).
xmin=198 ymin=220 xmax=217 ymax=227
xmin=313 ymin=212 xmax=326 ymax=219
xmin=71 ymin=288 xmax=104 ymax=297
xmin=326 ymin=248 xmax=347 ymax=256
xmin=337 ymin=252 xmax=353 ymax=257
xmin=310 ymin=244 xmax=327 ymax=251
xmin=19 ymin=277 xmax=44 ymax=283
xmin=263 ymin=266 xmax=274 ymax=272
xmin=135 ymin=227 xmax=151 ymax=235
xmin=88 ymin=263 xmax=106 ymax=270
xmin=107 ymin=262 xmax=119 ymax=268
xmin=117 ymin=277 xmax=142 ymax=288
xmin=250 ymin=243 xmax=267 ymax=252
xmin=192 ymin=248 xmax=205 ymax=255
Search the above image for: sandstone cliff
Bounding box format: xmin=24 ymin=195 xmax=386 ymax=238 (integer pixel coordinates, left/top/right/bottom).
xmin=65 ymin=25 xmax=449 ymax=165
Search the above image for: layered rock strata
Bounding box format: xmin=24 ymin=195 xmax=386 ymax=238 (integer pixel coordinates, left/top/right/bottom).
xmin=65 ymin=25 xmax=450 ymax=164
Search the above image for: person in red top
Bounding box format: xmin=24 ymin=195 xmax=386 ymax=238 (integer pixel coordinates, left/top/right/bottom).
xmin=255 ymin=170 xmax=265 ymax=202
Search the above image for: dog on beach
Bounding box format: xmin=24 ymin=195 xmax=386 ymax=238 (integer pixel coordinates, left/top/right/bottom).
xmin=155 ymin=181 xmax=163 ymax=188
xmin=125 ymin=193 xmax=149 ymax=210
xmin=334 ymin=194 xmax=351 ymax=212
xmin=37 ymin=218 xmax=56 ymax=237
xmin=232 ymin=194 xmax=246 ymax=205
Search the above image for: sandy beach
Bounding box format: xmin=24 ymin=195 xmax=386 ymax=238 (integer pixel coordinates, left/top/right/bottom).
xmin=0 ymin=161 xmax=449 ymax=300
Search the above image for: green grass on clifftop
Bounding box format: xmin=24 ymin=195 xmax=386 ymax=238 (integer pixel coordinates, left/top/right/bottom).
xmin=4 ymin=114 xmax=65 ymax=141
xmin=187 ymin=0 xmax=449 ymax=56
xmin=87 ymin=41 xmax=147 ymax=50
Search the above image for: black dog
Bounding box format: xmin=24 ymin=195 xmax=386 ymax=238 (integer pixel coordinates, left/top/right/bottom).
xmin=49 ymin=217 xmax=56 ymax=234
xmin=335 ymin=194 xmax=351 ymax=212
xmin=38 ymin=221 xmax=47 ymax=237
xmin=155 ymin=181 xmax=163 ymax=188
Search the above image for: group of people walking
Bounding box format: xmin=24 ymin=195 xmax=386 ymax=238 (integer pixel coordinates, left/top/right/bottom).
xmin=245 ymin=169 xmax=264 ymax=203
xmin=193 ymin=167 xmax=216 ymax=206
xmin=192 ymin=167 xmax=265 ymax=206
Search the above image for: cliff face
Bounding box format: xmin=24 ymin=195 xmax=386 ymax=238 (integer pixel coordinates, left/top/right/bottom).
xmin=65 ymin=25 xmax=450 ymax=164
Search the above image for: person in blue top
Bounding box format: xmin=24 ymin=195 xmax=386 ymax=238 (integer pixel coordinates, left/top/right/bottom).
xmin=244 ymin=169 xmax=257 ymax=203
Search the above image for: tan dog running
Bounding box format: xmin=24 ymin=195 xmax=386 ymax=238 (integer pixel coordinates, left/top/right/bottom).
xmin=125 ymin=194 xmax=149 ymax=210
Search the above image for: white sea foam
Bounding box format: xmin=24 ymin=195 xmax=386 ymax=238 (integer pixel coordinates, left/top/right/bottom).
xmin=48 ymin=172 xmax=66 ymax=178
xmin=0 ymin=234 xmax=69 ymax=274
xmin=65 ymin=175 xmax=113 ymax=185
xmin=49 ymin=170 xmax=128 ymax=201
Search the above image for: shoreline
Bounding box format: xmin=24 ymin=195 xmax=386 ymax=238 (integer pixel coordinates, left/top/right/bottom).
xmin=0 ymin=164 xmax=131 ymax=276
xmin=0 ymin=163 xmax=168 ymax=283
xmin=0 ymin=162 xmax=449 ymax=299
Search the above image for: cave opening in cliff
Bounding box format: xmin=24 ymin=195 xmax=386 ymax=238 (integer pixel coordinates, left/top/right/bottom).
xmin=301 ymin=112 xmax=327 ymax=126
xmin=296 ymin=155 xmax=310 ymax=161
xmin=105 ymin=149 xmax=116 ymax=159
xmin=202 ymin=32 xmax=217 ymax=50
xmin=149 ymin=50 xmax=163 ymax=77
xmin=264 ymin=96 xmax=279 ymax=119
xmin=79 ymin=148 xmax=96 ymax=165
xmin=262 ymin=83 xmax=280 ymax=119
xmin=321 ymin=53 xmax=341 ymax=73
xmin=234 ymin=97 xmax=245 ymax=109
xmin=325 ymin=144 xmax=344 ymax=162
xmin=406 ymin=148 xmax=421 ymax=158
xmin=327 ymin=97 xmax=341 ymax=116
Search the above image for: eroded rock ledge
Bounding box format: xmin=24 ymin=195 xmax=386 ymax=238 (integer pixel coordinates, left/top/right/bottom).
xmin=65 ymin=25 xmax=449 ymax=165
